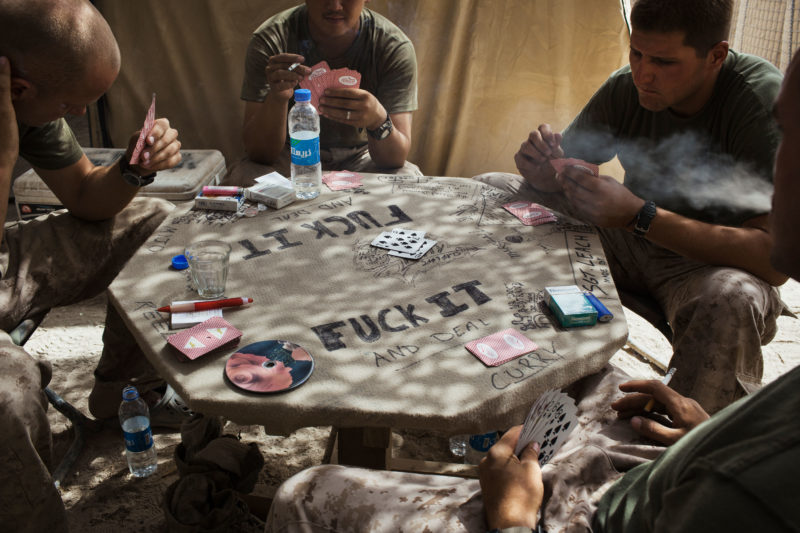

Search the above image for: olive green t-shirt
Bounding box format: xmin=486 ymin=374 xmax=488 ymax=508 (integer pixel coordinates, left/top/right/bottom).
xmin=561 ymin=51 xmax=782 ymax=226
xmin=594 ymin=365 xmax=800 ymax=532
xmin=18 ymin=118 xmax=83 ymax=170
xmin=241 ymin=5 xmax=418 ymax=149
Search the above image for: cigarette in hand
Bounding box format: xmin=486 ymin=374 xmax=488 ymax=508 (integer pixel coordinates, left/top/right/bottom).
xmin=644 ymin=367 xmax=677 ymax=412
xmin=287 ymin=62 xmax=301 ymax=72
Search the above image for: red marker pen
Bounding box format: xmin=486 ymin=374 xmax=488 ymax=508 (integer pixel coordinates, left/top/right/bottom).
xmin=202 ymin=186 xmax=244 ymax=197
xmin=157 ymin=297 xmax=253 ymax=313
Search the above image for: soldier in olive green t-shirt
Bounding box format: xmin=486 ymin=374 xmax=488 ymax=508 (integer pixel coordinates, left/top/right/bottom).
xmin=238 ymin=1 xmax=419 ymax=178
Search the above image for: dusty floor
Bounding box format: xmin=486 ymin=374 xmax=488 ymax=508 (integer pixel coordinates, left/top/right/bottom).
xmin=25 ymin=279 xmax=800 ymax=532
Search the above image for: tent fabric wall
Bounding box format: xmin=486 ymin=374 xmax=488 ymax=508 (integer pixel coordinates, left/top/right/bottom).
xmin=95 ymin=1 xmax=628 ymax=178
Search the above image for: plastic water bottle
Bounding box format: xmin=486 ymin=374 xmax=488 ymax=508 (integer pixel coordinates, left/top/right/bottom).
xmin=119 ymin=385 xmax=157 ymax=477
xmin=449 ymin=435 xmax=468 ymax=459
xmin=465 ymin=431 xmax=499 ymax=464
xmin=289 ymin=88 xmax=322 ymax=199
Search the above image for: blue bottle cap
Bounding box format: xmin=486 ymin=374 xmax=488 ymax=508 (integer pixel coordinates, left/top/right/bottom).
xmin=294 ymin=88 xmax=311 ymax=102
xmin=171 ymin=254 xmax=189 ymax=270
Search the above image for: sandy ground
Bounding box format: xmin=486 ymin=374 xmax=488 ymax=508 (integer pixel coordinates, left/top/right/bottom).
xmin=21 ymin=279 xmax=800 ymax=531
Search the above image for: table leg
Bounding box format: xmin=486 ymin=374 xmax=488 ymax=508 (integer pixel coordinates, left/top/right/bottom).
xmin=336 ymin=427 xmax=391 ymax=469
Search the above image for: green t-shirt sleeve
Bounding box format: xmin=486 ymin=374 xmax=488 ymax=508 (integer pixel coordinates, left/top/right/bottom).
xmin=18 ymin=119 xmax=83 ymax=170
xmin=241 ymin=28 xmax=280 ymax=102
xmin=373 ymin=38 xmax=417 ymax=114
xmin=560 ymin=69 xmax=629 ymax=166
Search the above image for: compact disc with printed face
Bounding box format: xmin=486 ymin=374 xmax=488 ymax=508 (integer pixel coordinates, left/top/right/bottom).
xmin=224 ymin=340 xmax=314 ymax=393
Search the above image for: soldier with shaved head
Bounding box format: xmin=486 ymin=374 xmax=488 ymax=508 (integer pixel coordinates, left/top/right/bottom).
xmin=0 ymin=1 xmax=182 ymax=528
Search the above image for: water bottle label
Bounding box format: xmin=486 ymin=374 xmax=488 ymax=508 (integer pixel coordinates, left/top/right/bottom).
xmin=469 ymin=431 xmax=498 ymax=452
xmin=290 ymin=135 xmax=320 ymax=166
xmin=124 ymin=427 xmax=154 ymax=453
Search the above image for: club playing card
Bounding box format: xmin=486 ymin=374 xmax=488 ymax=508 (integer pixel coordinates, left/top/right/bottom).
xmin=370 ymin=231 xmax=424 ymax=253
xmin=465 ymin=328 xmax=539 ymax=366
xmin=130 ymin=93 xmax=156 ymax=165
xmin=388 ymin=238 xmax=436 ymax=260
xmin=514 ymin=389 xmax=577 ymax=465
xmin=390 ymin=227 xmax=426 ymax=242
xmin=167 ymin=317 xmax=242 ymax=360
xmin=323 ymin=171 xmax=363 ymax=190
xmin=503 ymin=201 xmax=557 ymax=226
xmin=550 ymin=158 xmax=599 ymax=177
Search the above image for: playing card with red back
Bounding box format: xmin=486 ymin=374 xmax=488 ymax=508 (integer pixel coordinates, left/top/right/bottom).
xmin=550 ymin=158 xmax=599 ymax=177
xmin=465 ymin=328 xmax=539 ymax=366
xmin=503 ymin=201 xmax=557 ymax=226
xmin=323 ymin=171 xmax=363 ymax=191
xmin=299 ymin=61 xmax=330 ymax=109
xmin=167 ymin=316 xmax=243 ymax=361
xmin=331 ymin=69 xmax=361 ymax=89
xmin=130 ymin=93 xmax=156 ymax=165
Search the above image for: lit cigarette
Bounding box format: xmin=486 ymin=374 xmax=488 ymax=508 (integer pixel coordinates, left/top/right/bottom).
xmin=287 ymin=62 xmax=301 ymax=72
xmin=643 ymin=367 xmax=677 ymax=412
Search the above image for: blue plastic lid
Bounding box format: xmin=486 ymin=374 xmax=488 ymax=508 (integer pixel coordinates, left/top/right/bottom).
xmin=171 ymin=254 xmax=189 ymax=270
xmin=294 ymin=88 xmax=311 ymax=102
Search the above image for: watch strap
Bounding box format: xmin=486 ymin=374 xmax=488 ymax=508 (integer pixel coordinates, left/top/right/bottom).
xmin=119 ymin=157 xmax=156 ymax=187
xmin=367 ymin=113 xmax=393 ymax=140
xmin=633 ymin=200 xmax=657 ymax=236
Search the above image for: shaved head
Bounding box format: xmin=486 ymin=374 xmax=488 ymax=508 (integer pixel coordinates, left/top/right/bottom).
xmin=0 ymin=0 xmax=120 ymax=93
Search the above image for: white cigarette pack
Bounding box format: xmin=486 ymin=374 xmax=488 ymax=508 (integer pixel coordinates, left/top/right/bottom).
xmin=245 ymin=183 xmax=296 ymax=209
xmin=194 ymin=193 xmax=244 ymax=212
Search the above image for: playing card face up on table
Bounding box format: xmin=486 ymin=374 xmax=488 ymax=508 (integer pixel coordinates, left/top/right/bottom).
xmin=370 ymin=227 xmax=437 ymax=260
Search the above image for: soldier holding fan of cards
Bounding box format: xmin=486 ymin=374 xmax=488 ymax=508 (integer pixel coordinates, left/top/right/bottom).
xmin=0 ymin=0 xmax=183 ymax=529
xmin=238 ymin=0 xmax=421 ymax=180
xmin=476 ymin=0 xmax=787 ymax=416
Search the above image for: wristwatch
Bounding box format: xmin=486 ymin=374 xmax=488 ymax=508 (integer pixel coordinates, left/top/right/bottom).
xmin=119 ymin=157 xmax=156 ymax=187
xmin=367 ymin=113 xmax=393 ymax=140
xmin=633 ymin=200 xmax=657 ymax=236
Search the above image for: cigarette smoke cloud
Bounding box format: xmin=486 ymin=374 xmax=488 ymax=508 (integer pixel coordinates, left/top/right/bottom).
xmin=566 ymin=129 xmax=774 ymax=225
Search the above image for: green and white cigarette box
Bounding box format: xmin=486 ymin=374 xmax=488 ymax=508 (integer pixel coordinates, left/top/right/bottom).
xmin=545 ymin=285 xmax=598 ymax=327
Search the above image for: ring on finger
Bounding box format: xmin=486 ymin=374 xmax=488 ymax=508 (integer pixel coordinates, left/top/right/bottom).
xmin=346 ymin=111 xmax=351 ymax=120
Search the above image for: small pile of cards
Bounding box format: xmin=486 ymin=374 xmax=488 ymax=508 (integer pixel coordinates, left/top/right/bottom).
xmin=465 ymin=328 xmax=539 ymax=366
xmin=323 ymin=171 xmax=363 ymax=191
xmin=299 ymin=61 xmax=361 ymax=110
xmin=370 ymin=227 xmax=436 ymax=260
xmin=515 ymin=389 xmax=578 ymax=465
xmin=503 ymin=201 xmax=557 ymax=226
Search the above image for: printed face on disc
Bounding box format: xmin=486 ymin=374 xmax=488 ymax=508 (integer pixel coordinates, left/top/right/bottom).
xmin=225 ymin=340 xmax=314 ymax=393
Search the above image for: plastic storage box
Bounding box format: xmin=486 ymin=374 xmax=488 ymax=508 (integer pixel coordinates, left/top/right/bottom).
xmin=12 ymin=147 xmax=226 ymax=220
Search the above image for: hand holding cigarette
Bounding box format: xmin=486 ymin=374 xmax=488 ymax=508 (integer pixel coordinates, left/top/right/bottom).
xmin=611 ymin=369 xmax=710 ymax=446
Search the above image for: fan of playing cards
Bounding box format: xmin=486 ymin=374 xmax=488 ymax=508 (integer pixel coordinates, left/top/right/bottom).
xmin=299 ymin=60 xmax=361 ymax=110
xmin=514 ymin=389 xmax=578 ymax=465
xmin=370 ymin=227 xmax=437 ymax=260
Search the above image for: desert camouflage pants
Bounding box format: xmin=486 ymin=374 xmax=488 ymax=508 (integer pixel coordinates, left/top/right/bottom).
xmin=266 ymin=366 xmax=664 ymax=533
xmin=0 ymin=197 xmax=172 ymax=532
xmin=472 ymin=173 xmax=783 ymax=414
xmin=222 ymin=145 xmax=422 ymax=188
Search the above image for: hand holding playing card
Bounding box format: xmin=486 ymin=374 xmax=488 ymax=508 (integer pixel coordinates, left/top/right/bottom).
xmin=319 ymin=86 xmax=386 ymax=130
xmin=556 ymin=166 xmax=645 ymax=229
xmin=514 ymin=124 xmax=565 ymax=188
xmin=126 ymin=94 xmax=181 ymax=172
xmin=515 ymin=389 xmax=578 ymax=465
xmin=612 ymin=379 xmax=709 ymax=445
xmin=478 ymin=425 xmax=543 ymax=531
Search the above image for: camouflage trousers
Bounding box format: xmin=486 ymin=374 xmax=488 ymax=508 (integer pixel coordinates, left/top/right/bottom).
xmin=266 ymin=366 xmax=664 ymax=533
xmin=473 ymin=173 xmax=784 ymax=414
xmin=0 ymin=197 xmax=172 ymax=532
xmin=222 ymin=145 xmax=422 ymax=188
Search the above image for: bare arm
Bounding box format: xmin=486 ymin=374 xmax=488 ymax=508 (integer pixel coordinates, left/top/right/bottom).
xmin=557 ymin=166 xmax=788 ymax=286
xmin=0 ymin=57 xmax=17 ymax=244
xmin=242 ymin=53 xmax=306 ymax=165
xmin=38 ymin=117 xmax=181 ymax=221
